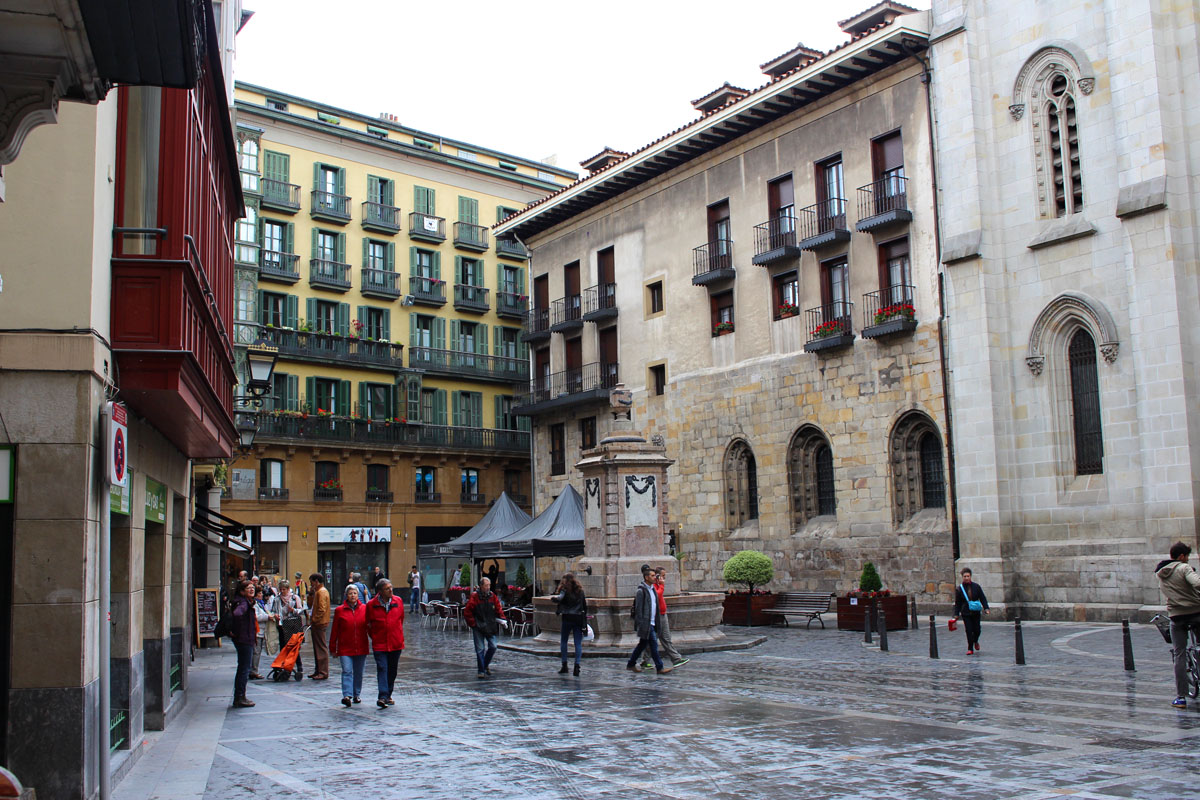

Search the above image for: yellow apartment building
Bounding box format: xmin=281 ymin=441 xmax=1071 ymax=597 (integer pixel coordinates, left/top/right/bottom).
xmin=223 ymin=83 xmax=576 ymax=599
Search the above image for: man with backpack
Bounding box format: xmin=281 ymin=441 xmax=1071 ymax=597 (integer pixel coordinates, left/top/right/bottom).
xmin=1156 ymin=542 xmax=1200 ymax=708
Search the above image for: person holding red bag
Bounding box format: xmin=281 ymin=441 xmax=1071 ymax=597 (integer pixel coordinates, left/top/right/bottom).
xmin=950 ymin=568 xmax=990 ymax=655
xmin=365 ymin=579 xmax=405 ymax=708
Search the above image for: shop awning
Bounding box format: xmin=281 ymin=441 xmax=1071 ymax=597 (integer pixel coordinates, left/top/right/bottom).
xmin=189 ymin=504 xmax=252 ymax=557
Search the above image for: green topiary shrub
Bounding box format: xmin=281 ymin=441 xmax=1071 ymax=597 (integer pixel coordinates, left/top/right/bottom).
xmin=859 ymin=562 xmax=883 ymax=593
xmin=723 ymin=550 xmax=774 ymax=593
xmin=515 ymin=563 xmax=530 ymax=587
xmin=459 ymin=563 xmax=471 ymax=587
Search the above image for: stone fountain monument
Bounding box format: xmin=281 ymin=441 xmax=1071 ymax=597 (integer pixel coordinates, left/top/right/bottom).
xmin=524 ymin=384 xmax=740 ymax=653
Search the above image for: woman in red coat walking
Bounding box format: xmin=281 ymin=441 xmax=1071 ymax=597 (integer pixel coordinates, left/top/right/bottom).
xmin=329 ymin=584 xmax=369 ymax=707
xmin=365 ymin=579 xmax=405 ymax=708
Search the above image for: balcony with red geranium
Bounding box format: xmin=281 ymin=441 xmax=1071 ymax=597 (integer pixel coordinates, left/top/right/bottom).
xmin=803 ymin=302 xmax=855 ymax=354
xmin=861 ymin=286 xmax=917 ymax=340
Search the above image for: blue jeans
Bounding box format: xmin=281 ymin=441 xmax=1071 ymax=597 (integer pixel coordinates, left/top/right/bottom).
xmin=374 ymin=650 xmax=401 ymax=700
xmin=233 ymin=641 xmax=254 ymax=699
xmin=410 ymin=587 xmax=420 ymax=612
xmin=560 ymin=615 xmax=584 ymax=665
xmin=472 ymin=628 xmax=498 ymax=673
xmin=339 ymin=654 xmax=365 ymax=698
xmin=627 ymin=627 xmax=663 ymax=671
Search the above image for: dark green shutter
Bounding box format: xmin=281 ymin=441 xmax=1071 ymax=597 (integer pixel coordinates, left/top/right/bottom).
xmin=285 ymin=222 xmax=294 ymax=254
xmin=362 ymin=237 xmax=370 ymax=268
xmin=256 ymin=290 xmax=266 ymax=325
xmin=433 ymin=317 xmax=446 ymax=350
xmin=477 ymin=325 xmax=488 ymax=354
xmin=358 ymin=382 xmax=366 ymax=417
xmin=494 ymin=395 xmax=503 ymax=428
xmin=286 ymin=375 xmax=299 ymax=411
xmin=381 ymin=309 xmax=390 ymax=340
xmin=285 ymin=295 xmax=298 ymax=329
xmin=305 ymin=298 xmax=316 ymax=329
xmin=311 ymin=228 xmax=319 ymax=259
xmin=357 ymin=305 xmax=367 ymax=328
xmin=431 ymin=250 xmax=441 ymax=279
xmin=517 ymin=267 xmax=525 ymax=294
xmin=336 ymin=303 xmax=350 ymax=336
xmin=385 ymin=243 xmax=395 ymax=272
xmin=434 ymin=388 xmax=447 ymax=426
xmin=409 ymin=313 xmax=417 ymax=346
xmin=492 ymin=325 xmax=501 ymax=356
xmin=496 ymin=264 xmax=504 ymax=295
xmin=409 ymin=246 xmax=418 ymax=275
xmin=381 ymin=179 xmax=393 ymax=206
xmin=263 ymin=151 xmax=289 ymax=182
xmin=451 ymin=391 xmax=461 ymax=427
xmin=335 ymin=167 xmax=346 ymax=195
xmin=449 ymin=320 xmax=460 ymax=353
xmin=406 ymin=375 xmax=421 ymax=420
xmin=367 ymin=175 xmax=381 ymax=205
xmin=336 ymin=233 xmax=345 ymax=263
xmin=312 ymin=162 xmax=321 ymax=190
xmin=337 ymin=380 xmax=351 ymax=416
xmin=414 ymin=186 xmax=435 ymax=215
xmin=458 ymin=196 xmax=478 ymax=224
xmin=517 ymin=336 xmax=528 ymax=362
xmin=455 ymin=256 xmax=463 ymax=285
xmin=305 ymin=376 xmax=315 ymax=411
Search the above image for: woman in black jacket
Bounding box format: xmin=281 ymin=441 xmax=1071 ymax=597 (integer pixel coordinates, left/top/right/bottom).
xmin=230 ymin=580 xmax=258 ymax=707
xmin=553 ymin=573 xmax=588 ymax=676
xmin=950 ymin=567 xmax=990 ymax=655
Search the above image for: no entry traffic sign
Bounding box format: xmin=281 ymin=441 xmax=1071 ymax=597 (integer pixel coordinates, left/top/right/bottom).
xmin=109 ymin=402 xmax=128 ymax=488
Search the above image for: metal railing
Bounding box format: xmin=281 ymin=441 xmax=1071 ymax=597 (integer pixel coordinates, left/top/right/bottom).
xmin=366 ymin=489 xmax=394 ymax=503
xmin=414 ymin=491 xmax=441 ymax=504
xmin=454 ymin=283 xmax=490 ymax=311
xmin=693 ymin=239 xmax=734 ymax=279
xmin=453 ymin=221 xmax=489 ymax=250
xmin=409 ymin=347 xmax=527 ymax=381
xmin=460 ymin=492 xmax=487 ymax=505
xmin=409 ymin=212 xmax=446 ymax=239
xmin=496 ymin=238 xmax=529 ymax=259
xmin=262 ymin=179 xmax=300 ymax=210
xmin=804 ymin=301 xmax=854 ymax=344
xmin=409 ymin=275 xmax=446 ymax=303
xmin=862 ymin=285 xmax=915 ymax=329
xmin=258 ymin=487 xmax=289 ymax=500
xmin=310 ymin=259 xmax=351 ymax=289
xmin=169 ymin=652 xmax=182 ymax=695
xmin=497 ymin=292 xmax=528 ymax=317
xmin=260 ymin=327 xmax=404 ymax=367
xmin=361 ymin=268 xmax=401 ymax=296
xmin=362 ymin=201 xmax=401 ymax=230
xmin=260 ymin=250 xmax=299 ymax=280
xmin=583 ymin=283 xmax=617 ymax=316
xmin=753 ymin=215 xmax=798 ymax=256
xmin=551 ymin=295 xmax=582 ymax=328
xmin=313 ymin=487 xmax=344 ymax=502
xmin=524 ymin=308 xmax=550 ymax=338
xmin=311 ymin=190 xmax=351 ymax=220
xmin=516 ymin=361 xmax=619 ymax=406
xmin=856 ymin=175 xmax=908 ymax=219
xmin=110 ymin=709 xmax=128 ymax=753
xmin=254 ymin=413 xmax=530 ymax=452
xmin=797 ymin=200 xmax=848 ymax=241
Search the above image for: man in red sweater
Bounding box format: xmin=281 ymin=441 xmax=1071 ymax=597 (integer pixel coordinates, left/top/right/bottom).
xmin=365 ymin=579 xmax=404 ymax=708
xmin=463 ymin=577 xmax=506 ymax=678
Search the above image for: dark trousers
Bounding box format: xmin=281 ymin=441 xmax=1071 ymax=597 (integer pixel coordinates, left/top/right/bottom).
xmin=560 ymin=615 xmax=584 ymax=665
xmin=1170 ymin=613 xmax=1200 ymax=697
xmin=311 ymin=623 xmax=329 ymax=677
xmin=233 ymin=641 xmax=254 ymax=700
xmin=374 ymin=649 xmax=401 ymax=699
xmin=962 ymin=612 xmax=983 ymax=649
xmin=627 ymin=627 xmax=663 ymax=670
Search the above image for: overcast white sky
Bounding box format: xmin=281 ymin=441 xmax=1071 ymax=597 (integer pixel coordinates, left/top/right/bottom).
xmin=235 ymin=0 xmax=928 ymax=178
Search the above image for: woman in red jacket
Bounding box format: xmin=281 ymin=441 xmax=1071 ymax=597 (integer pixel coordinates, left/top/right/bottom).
xmin=329 ymin=585 xmax=369 ymax=707
xmin=365 ymin=579 xmax=405 ymax=708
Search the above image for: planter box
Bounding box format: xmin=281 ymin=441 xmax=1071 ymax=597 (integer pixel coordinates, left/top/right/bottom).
xmin=861 ymin=317 xmax=917 ymax=340
xmin=804 ymin=332 xmax=855 ymax=353
xmin=722 ymin=593 xmax=778 ymax=626
xmin=836 ymin=595 xmax=909 ymax=631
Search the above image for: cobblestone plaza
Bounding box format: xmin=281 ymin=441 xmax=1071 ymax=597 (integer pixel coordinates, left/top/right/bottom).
xmin=117 ymin=620 xmax=1200 ymax=799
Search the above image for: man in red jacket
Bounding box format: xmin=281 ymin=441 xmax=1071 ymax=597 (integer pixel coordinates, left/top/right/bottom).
xmin=463 ymin=577 xmax=506 ymax=678
xmin=366 ymin=579 xmax=405 ymax=708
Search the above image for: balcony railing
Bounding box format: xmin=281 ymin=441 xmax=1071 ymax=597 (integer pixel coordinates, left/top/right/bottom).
xmin=259 ymin=250 xmax=300 ymax=283
xmin=258 ymin=487 xmax=289 ymax=500
xmin=409 ymin=347 xmax=527 ymax=382
xmin=550 ymin=295 xmax=583 ymax=332
xmin=495 ymin=238 xmax=529 ymax=260
xmin=453 ymin=221 xmax=489 ymax=252
xmin=523 ymin=308 xmax=550 ymax=342
xmin=861 ymin=285 xmax=917 ymax=339
xmin=362 ymin=201 xmax=401 ymax=234
xmin=752 ymin=216 xmax=801 ymax=265
xmin=797 ymin=200 xmax=850 ymax=250
xmin=409 ymin=275 xmax=446 ymax=305
xmin=261 ymin=179 xmax=300 ymax=212
xmin=454 ymin=283 xmax=490 ymax=313
xmin=515 ymin=361 xmax=619 ymax=409
xmin=692 ymin=239 xmax=735 ymax=285
xmin=361 ymin=268 xmax=401 ymax=299
xmin=260 ymin=327 xmax=404 ymax=368
xmin=310 ymin=259 xmax=351 ymax=291
xmin=803 ymin=301 xmax=855 ymax=353
xmin=582 ymin=282 xmax=617 ymax=322
xmin=366 ymin=489 xmax=394 ymax=503
xmin=311 ymin=190 xmax=351 ymax=223
xmin=313 ymin=487 xmax=343 ymax=502
xmin=414 ymin=491 xmax=441 ymax=504
xmin=460 ymin=492 xmax=487 ymax=505
xmin=497 ymin=291 xmax=529 ymax=320
xmin=254 ymin=412 xmax=531 ymax=453
xmin=856 ymin=175 xmax=911 ymax=232
xmin=409 ymin=212 xmax=446 ymax=242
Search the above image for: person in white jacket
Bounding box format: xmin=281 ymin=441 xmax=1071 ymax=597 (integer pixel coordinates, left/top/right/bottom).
xmin=1155 ymin=542 xmax=1200 ymax=708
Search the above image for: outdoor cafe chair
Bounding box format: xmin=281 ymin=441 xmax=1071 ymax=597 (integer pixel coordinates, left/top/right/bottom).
xmin=433 ymin=603 xmax=451 ymax=631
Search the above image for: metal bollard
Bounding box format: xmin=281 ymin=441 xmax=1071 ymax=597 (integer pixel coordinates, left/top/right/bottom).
xmin=1122 ymin=619 xmax=1135 ymax=672
xmin=1014 ymin=617 xmax=1026 ymax=665
xmin=864 ymin=601 xmax=873 ymax=645
xmin=878 ymin=609 xmax=889 ymax=652
xmin=929 ymin=615 xmax=938 ymax=658
xmin=911 ymin=597 xmax=919 ymax=630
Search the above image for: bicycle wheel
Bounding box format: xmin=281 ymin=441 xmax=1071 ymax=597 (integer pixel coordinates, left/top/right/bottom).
xmin=1188 ymin=647 xmax=1200 ymax=699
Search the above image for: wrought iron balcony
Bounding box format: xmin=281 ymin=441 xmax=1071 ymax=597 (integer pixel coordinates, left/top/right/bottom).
xmin=497 ymin=291 xmax=529 ymax=320
xmin=255 ymin=413 xmax=531 ymax=453
xmin=362 ymin=201 xmax=401 ymax=234
xmin=311 ymin=190 xmax=351 ymax=223
xmin=409 ymin=347 xmax=527 ymax=383
xmin=259 ymin=250 xmax=300 ymax=283
xmin=414 ymin=491 xmax=441 ymax=504
xmin=313 ymin=487 xmax=343 ymax=502
xmin=803 ymin=302 xmax=855 ymax=353
xmin=509 ymin=493 xmax=530 ymax=507
xmin=310 ymin=259 xmax=351 ymax=291
xmin=366 ymin=489 xmax=394 ymax=503
xmin=523 ymin=308 xmax=550 ymax=343
xmin=582 ymin=282 xmax=617 ymax=322
xmin=752 ymin=216 xmax=801 ymax=265
xmin=797 ymin=200 xmax=850 ymax=250
xmin=453 ymin=221 xmax=489 ymax=252
xmin=361 ymin=268 xmax=402 ymax=299
xmin=409 ymin=275 xmax=446 ymax=306
xmin=861 ymin=285 xmax=916 ymax=340
xmin=495 ymin=237 xmax=530 ymax=260
xmin=460 ymin=492 xmax=487 ymax=505
xmin=550 ymin=295 xmax=583 ymax=333
xmin=454 ymin=283 xmax=490 ymax=313
xmin=514 ymin=361 xmax=619 ymax=415
xmin=258 ymin=487 xmax=289 ymax=500
xmin=260 ymin=327 xmax=404 ymax=369
xmin=856 ymin=175 xmax=911 ymax=232
xmin=692 ymin=239 xmax=735 ymax=285
xmin=409 ymin=212 xmax=446 ymax=243
xmin=261 ymin=179 xmax=300 ymax=213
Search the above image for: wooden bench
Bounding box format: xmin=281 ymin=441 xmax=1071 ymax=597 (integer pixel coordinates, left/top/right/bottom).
xmin=762 ymin=592 xmax=836 ymax=629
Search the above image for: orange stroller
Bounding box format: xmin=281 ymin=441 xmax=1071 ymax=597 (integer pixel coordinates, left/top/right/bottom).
xmin=269 ymin=622 xmax=307 ymax=682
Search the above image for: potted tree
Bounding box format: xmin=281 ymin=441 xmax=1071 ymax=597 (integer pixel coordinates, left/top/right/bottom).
xmin=836 ymin=562 xmax=909 ymax=631
xmin=721 ymin=550 xmax=776 ymax=626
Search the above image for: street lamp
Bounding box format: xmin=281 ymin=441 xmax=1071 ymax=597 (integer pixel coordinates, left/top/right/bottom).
xmin=236 ymin=416 xmax=258 ymax=451
xmin=243 ymin=336 xmax=280 ymax=398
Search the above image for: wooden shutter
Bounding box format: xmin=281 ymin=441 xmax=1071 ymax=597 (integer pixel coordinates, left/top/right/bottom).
xmin=517 ymin=336 xmax=528 ymax=362
xmin=434 ymin=388 xmax=447 ymax=426
xmin=286 ymin=375 xmax=298 ymax=411
xmin=414 ymin=186 xmax=434 ymax=215
xmin=284 ymin=222 xmax=294 ymax=254
xmin=358 ymin=382 xmax=366 ymax=417
xmin=357 ymin=305 xmax=367 ymax=328
xmin=256 ymin=290 xmax=267 ymax=324
xmin=263 ymin=151 xmax=289 ymax=182
xmin=433 ymin=317 xmax=446 ymax=350
xmin=335 ymin=167 xmax=346 ymax=195
xmin=312 ymin=162 xmax=321 ymax=190
xmin=305 ymin=376 xmax=315 ymax=411
xmin=494 ymin=395 xmax=503 ymax=429
xmin=458 ymin=196 xmax=478 ymax=224
xmin=385 ymin=243 xmax=395 ymax=273
xmin=336 ymin=303 xmax=350 ymax=336
xmin=409 ymin=313 xmax=417 ymax=345
xmin=305 ymin=298 xmax=316 ymax=328
xmin=362 ymin=237 xmax=370 ymax=268
xmin=406 ymin=375 xmax=421 ymax=420
xmin=285 ymin=295 xmax=298 ymax=329
xmin=455 ymin=256 xmax=464 ymax=285
xmin=381 ymin=179 xmax=393 ymax=206
xmin=310 ymin=228 xmax=319 ymax=259
xmin=380 ymin=309 xmax=390 ymax=340
xmin=337 ymin=380 xmax=350 ymax=416
xmin=367 ymin=175 xmax=381 ymax=204
xmin=336 ymin=233 xmax=345 ymax=263
xmin=492 ymin=325 xmax=501 ymax=356
xmin=477 ymin=325 xmax=488 ymax=354
xmin=451 ymin=391 xmax=461 ymax=426
xmin=431 ymin=250 xmax=441 ymax=279
xmin=449 ymin=319 xmax=460 ymax=352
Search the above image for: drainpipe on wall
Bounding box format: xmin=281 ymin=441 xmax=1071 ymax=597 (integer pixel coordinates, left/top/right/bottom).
xmin=98 ymin=405 xmax=111 ymax=800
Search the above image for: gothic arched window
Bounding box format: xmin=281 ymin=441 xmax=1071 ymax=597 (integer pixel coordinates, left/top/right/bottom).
xmin=787 ymin=426 xmax=835 ymax=527
xmin=890 ymin=412 xmax=945 ymax=523
xmin=725 ymin=440 xmax=758 ymax=528
xmin=1045 ymin=73 xmax=1083 ymax=217
xmin=1068 ymin=328 xmax=1103 ymax=474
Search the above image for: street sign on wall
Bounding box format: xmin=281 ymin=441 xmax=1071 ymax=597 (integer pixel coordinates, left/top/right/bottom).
xmin=0 ymin=445 xmax=12 ymax=504
xmin=108 ymin=403 xmax=128 ymax=488
xmin=145 ymin=477 xmax=166 ymax=524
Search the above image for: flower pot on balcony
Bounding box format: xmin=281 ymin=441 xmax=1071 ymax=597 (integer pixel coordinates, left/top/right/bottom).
xmin=836 ymin=594 xmax=909 ymax=631
xmin=804 ymin=332 xmax=855 ymax=353
xmin=722 ymin=592 xmax=777 ymax=626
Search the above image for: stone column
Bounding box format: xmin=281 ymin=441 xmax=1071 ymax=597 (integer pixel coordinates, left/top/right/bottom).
xmin=110 ymin=494 xmax=146 ymax=756
xmin=142 ymin=499 xmax=171 ymax=730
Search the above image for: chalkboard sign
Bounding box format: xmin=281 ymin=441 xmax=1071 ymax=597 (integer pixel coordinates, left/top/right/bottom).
xmin=195 ymin=587 xmax=221 ymax=646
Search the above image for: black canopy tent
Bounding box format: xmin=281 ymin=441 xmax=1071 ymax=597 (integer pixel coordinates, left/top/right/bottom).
xmin=416 ymin=493 xmax=532 ymax=592
xmin=477 ymin=484 xmax=586 ymax=560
